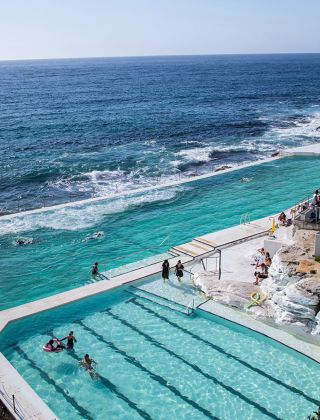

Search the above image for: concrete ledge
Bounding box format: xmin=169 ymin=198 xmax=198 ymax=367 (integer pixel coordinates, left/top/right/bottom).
xmin=0 ymin=255 xmax=192 ymax=333
xmin=0 ymin=354 xmax=57 ymax=419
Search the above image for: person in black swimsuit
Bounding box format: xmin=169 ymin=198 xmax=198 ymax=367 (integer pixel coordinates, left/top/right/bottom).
xmin=61 ymin=331 xmax=77 ymax=349
xmin=162 ymin=260 xmax=170 ymax=281
xmin=175 ymin=260 xmax=184 ymax=282
xmin=92 ymin=262 xmax=99 ymax=276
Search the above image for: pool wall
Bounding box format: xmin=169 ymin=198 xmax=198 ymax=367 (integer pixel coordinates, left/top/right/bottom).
xmin=2 ymin=206 xmax=320 ymax=419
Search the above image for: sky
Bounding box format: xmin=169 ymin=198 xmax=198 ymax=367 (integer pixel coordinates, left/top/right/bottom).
xmin=1 ymin=0 xmax=320 ymax=60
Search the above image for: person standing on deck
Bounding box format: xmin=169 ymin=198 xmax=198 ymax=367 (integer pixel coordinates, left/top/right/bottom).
xmin=162 ymin=260 xmax=170 ymax=281
xmin=175 ymin=260 xmax=184 ymax=282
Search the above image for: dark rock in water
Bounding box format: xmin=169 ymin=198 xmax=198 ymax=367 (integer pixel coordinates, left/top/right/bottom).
xmin=214 ymin=165 xmax=232 ymax=172
xmin=271 ymin=151 xmax=280 ymax=157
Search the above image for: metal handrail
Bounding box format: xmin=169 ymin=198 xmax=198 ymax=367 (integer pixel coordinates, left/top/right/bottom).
xmin=0 ymin=383 xmax=30 ymax=420
xmin=240 ymin=212 xmax=250 ymax=225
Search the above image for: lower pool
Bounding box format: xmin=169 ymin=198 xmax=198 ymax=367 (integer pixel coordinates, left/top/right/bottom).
xmin=1 ymin=275 xmax=319 ymax=420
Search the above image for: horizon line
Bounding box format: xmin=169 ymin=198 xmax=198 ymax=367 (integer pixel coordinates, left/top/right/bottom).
xmin=1 ymin=51 xmax=320 ymax=63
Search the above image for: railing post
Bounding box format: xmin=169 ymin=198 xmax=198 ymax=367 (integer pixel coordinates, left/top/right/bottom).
xmin=12 ymin=394 xmax=16 ymax=413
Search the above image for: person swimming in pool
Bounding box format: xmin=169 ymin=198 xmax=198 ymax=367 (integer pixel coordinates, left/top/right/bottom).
xmin=80 ymin=354 xmax=97 ymax=371
xmin=61 ymin=331 xmax=77 ymax=349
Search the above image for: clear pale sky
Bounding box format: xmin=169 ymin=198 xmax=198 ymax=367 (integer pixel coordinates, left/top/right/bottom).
xmin=1 ymin=0 xmax=320 ymax=60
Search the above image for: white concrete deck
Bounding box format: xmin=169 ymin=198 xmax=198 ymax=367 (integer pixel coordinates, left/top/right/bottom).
xmin=283 ymin=143 xmax=320 ymax=156
xmin=0 ymin=354 xmax=57 ymax=419
xmin=170 ymin=215 xmax=272 ymax=258
xmin=219 ymin=223 xmax=294 ymax=283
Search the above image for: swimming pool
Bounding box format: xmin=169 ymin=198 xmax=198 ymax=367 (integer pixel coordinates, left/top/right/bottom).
xmin=1 ymin=155 xmax=320 ymax=309
xmin=1 ymin=274 xmax=319 ymax=419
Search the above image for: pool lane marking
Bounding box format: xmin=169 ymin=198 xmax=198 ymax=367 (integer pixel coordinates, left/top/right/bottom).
xmin=63 ymin=349 xmax=152 ymax=420
xmin=129 ymin=298 xmax=320 ymax=407
xmin=75 ymin=320 xmax=218 ymax=420
xmin=13 ymin=345 xmax=94 ymax=420
xmin=105 ymin=309 xmax=281 ymax=420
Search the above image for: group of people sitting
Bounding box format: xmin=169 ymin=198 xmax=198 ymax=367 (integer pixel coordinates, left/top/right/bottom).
xmin=253 ymin=247 xmax=272 ymax=286
xmin=278 ymin=211 xmax=292 ymax=227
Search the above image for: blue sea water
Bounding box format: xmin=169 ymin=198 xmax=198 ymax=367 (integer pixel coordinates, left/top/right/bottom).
xmin=2 ymin=54 xmax=320 ymax=419
xmin=2 ymin=54 xmax=320 ymax=309
xmin=1 ymin=54 xmax=320 ymax=212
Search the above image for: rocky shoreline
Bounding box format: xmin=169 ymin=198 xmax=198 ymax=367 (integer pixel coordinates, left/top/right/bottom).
xmin=194 ymin=229 xmax=320 ymax=339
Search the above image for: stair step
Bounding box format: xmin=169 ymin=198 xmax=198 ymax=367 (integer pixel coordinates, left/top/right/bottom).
xmin=126 ymin=286 xmax=194 ymax=316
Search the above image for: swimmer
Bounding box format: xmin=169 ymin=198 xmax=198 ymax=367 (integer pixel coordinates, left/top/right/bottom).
xmin=44 ymin=339 xmax=56 ymax=351
xmin=92 ymin=262 xmax=99 ymax=276
xmin=14 ymin=237 xmax=34 ymax=246
xmin=240 ymin=177 xmax=252 ymax=183
xmin=61 ymin=331 xmax=77 ymax=349
xmin=43 ymin=338 xmax=64 ymax=352
xmin=79 ymin=354 xmax=97 ymax=371
xmin=83 ymin=231 xmax=104 ymax=242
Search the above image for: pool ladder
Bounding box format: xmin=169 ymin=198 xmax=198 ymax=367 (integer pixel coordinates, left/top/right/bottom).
xmin=240 ymin=213 xmax=251 ymax=225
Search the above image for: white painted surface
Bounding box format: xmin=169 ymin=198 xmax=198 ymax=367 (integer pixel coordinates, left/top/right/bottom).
xmin=0 ymin=353 xmax=57 ymax=419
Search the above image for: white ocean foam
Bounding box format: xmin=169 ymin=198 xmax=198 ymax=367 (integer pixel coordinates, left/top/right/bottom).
xmin=271 ymin=112 xmax=320 ymax=140
xmin=0 ymin=188 xmax=180 ymax=236
xmin=174 ymin=146 xmax=214 ymax=163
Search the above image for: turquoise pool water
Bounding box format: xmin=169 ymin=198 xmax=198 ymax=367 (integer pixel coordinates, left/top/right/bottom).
xmin=1 ymin=156 xmax=320 ymax=309
xmin=1 ymin=276 xmax=319 ymax=420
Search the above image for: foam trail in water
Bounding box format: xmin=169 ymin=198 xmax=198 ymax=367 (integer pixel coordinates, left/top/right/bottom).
xmin=0 ymin=188 xmax=180 ymax=235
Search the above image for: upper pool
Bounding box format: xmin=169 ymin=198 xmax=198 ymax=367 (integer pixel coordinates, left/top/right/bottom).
xmin=1 ymin=275 xmax=320 ymax=420
xmin=1 ymin=155 xmax=320 ymax=309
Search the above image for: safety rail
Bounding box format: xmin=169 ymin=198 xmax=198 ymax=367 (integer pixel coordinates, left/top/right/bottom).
xmin=240 ymin=213 xmax=250 ymax=225
xmin=0 ymin=383 xmax=30 ymax=420
xmin=290 ymin=188 xmax=320 ymax=230
xmin=187 ymin=249 xmax=221 ymax=282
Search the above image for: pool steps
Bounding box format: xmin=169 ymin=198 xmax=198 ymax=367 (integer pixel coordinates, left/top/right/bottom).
xmin=125 ymin=286 xmax=195 ymax=316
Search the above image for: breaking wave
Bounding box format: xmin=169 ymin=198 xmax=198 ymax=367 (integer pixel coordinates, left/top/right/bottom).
xmin=0 ymin=188 xmax=181 ymax=236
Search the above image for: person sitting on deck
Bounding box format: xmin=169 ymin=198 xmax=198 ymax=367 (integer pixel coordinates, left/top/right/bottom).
xmin=265 ymin=252 xmax=272 ymax=268
xmin=254 ymin=248 xmax=266 ymax=268
xmin=254 ymin=263 xmax=268 ymax=286
xmin=313 ymin=190 xmax=320 ymax=206
xmin=278 ymin=212 xmax=287 ymax=226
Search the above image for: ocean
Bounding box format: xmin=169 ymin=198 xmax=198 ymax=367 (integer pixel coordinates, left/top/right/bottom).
xmin=1 ymin=53 xmax=320 ymax=213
